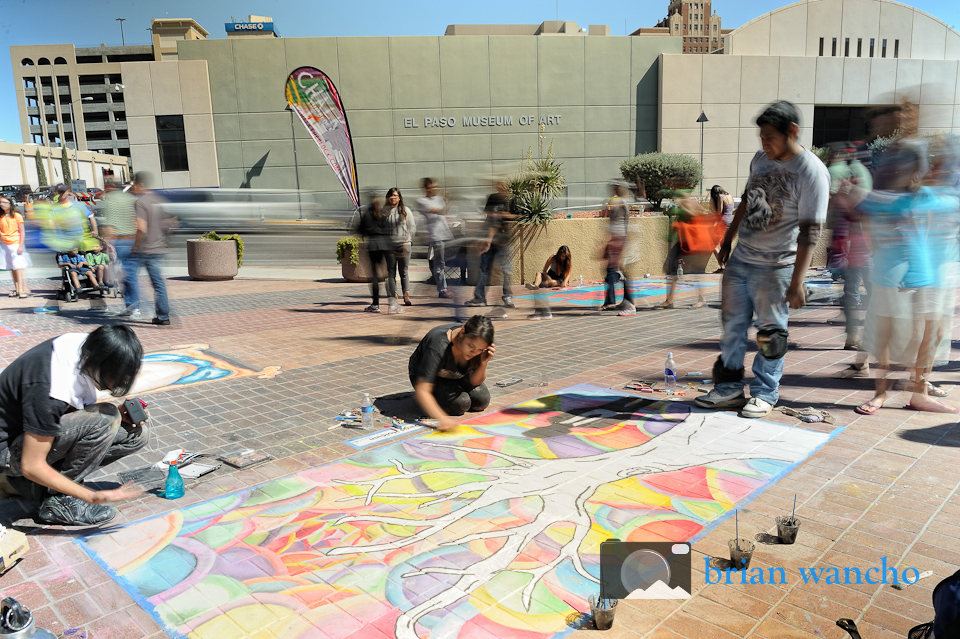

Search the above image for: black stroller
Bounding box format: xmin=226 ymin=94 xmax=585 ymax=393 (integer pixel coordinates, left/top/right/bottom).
xmin=55 ymin=251 xmax=120 ymax=302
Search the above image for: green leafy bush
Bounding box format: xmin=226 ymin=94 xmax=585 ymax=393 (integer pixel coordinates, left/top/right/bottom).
xmin=811 ymin=146 xmax=830 ymax=166
xmin=200 ymin=230 xmax=244 ymax=267
xmin=336 ymin=237 xmax=361 ymax=266
xmin=620 ymin=152 xmax=703 ymax=210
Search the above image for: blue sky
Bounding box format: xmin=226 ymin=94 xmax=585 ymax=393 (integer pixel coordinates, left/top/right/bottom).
xmin=3 ymin=0 xmax=959 ymax=144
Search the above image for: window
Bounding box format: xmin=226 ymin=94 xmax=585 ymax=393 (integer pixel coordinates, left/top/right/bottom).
xmin=695 ymin=24 xmax=698 ymax=30
xmin=37 ymin=57 xmax=50 ymax=65
xmin=54 ymin=57 xmax=67 ymax=65
xmin=819 ymin=37 xmax=824 ymax=56
xmin=894 ymin=39 xmax=899 ymax=58
xmin=857 ymin=38 xmax=862 ymax=57
xmin=844 ymin=38 xmax=850 ymax=56
xmin=156 ymin=115 xmax=189 ymax=172
xmin=870 ymin=38 xmax=875 ymax=57
xmin=675 ymin=24 xmax=679 ymax=30
xmin=713 ymin=24 xmax=717 ymax=31
xmin=882 ymin=39 xmax=887 ymax=57
xmin=832 ymin=37 xmax=837 ymax=56
xmin=20 ymin=58 xmax=33 ymax=66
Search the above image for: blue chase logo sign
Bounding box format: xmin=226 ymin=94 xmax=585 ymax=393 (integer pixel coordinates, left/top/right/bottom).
xmin=225 ymin=22 xmax=274 ymax=32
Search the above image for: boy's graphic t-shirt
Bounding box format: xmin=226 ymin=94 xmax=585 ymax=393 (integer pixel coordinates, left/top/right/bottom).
xmin=735 ymin=148 xmax=830 ymax=267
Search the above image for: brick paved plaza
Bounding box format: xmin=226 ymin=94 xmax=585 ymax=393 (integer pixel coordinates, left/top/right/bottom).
xmin=0 ymin=269 xmax=957 ymax=639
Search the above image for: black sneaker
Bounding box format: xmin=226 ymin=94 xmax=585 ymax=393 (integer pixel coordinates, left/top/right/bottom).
xmin=464 ymin=298 xmax=486 ymax=307
xmin=502 ymin=296 xmax=515 ymax=308
xmin=38 ymin=495 xmax=117 ymax=526
xmin=151 ymin=318 xmax=170 ymax=326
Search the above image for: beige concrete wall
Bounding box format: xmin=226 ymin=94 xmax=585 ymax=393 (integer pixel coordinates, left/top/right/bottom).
xmin=121 ymin=59 xmax=219 ymax=187
xmin=509 ymin=216 xmax=827 ymax=284
xmin=660 ymin=52 xmax=960 ymax=194
xmin=726 ymin=0 xmax=960 ymax=60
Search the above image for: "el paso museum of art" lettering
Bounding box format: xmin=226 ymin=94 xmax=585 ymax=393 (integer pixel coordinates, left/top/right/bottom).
xmin=402 ymin=114 xmax=562 ymax=129
xmin=705 ymin=557 xmax=922 ymax=586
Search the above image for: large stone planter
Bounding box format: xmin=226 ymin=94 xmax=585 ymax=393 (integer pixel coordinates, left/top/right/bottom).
xmin=341 ymin=242 xmax=388 ymax=283
xmin=187 ymin=239 xmax=239 ymax=281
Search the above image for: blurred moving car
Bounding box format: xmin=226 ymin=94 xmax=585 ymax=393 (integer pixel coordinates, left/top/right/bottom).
xmin=0 ymin=184 xmax=33 ymax=203
xmin=153 ymin=188 xmax=353 ymax=230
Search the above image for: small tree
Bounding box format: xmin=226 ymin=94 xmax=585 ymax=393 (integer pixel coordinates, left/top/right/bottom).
xmin=60 ymin=147 xmax=72 ymax=184
xmin=620 ymin=152 xmax=702 ymax=210
xmin=35 ymin=150 xmax=47 ymax=187
xmin=508 ymin=140 xmax=566 ymax=282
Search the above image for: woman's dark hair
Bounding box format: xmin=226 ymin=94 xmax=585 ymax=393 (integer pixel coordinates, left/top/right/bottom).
xmin=709 ymin=185 xmax=727 ymax=212
xmin=386 ymin=187 xmax=406 ymax=221
xmin=0 ymin=197 xmax=14 ymax=217
xmin=422 ymin=177 xmax=437 ymax=190
xmin=555 ymin=245 xmax=572 ymax=277
xmin=367 ymin=192 xmax=384 ymax=219
xmin=462 ymin=315 xmax=494 ymax=345
xmin=756 ymin=101 xmax=800 ymax=137
xmin=80 ymin=325 xmax=143 ymax=397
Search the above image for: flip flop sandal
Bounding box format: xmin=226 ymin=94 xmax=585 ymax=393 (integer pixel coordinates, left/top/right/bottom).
xmin=926 ymin=382 xmax=948 ymax=397
xmin=855 ymin=400 xmax=883 ymax=415
xmin=904 ymin=399 xmax=959 ymax=414
xmin=691 ymin=301 xmax=707 ymax=309
xmin=8 ymin=292 xmax=17 ymax=297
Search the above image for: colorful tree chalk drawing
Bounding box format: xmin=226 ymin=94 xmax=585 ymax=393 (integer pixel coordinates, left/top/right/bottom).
xmin=79 ymin=385 xmax=835 ymax=639
xmin=514 ymin=280 xmax=716 ymax=306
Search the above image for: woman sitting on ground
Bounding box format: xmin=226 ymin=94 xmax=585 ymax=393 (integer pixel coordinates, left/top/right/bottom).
xmin=409 ymin=315 xmax=494 ymax=432
xmin=529 ymin=245 xmax=573 ymax=288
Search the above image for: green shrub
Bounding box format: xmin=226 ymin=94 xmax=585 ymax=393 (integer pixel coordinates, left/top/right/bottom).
xmin=811 ymin=146 xmax=830 ymax=166
xmin=336 ymin=237 xmax=361 ymax=266
xmin=620 ymin=152 xmax=703 ymax=210
xmin=200 ymin=230 xmax=244 ymax=268
xmin=509 ymin=144 xmax=566 ymax=227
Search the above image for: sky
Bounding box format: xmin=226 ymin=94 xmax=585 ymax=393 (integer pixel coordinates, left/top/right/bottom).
xmin=3 ymin=0 xmax=960 ymax=144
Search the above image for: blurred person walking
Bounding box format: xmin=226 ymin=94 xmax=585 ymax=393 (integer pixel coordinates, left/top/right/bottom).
xmin=657 ymin=190 xmax=717 ymax=309
xmin=386 ymin=187 xmax=416 ymax=306
xmin=114 ymin=173 xmax=174 ymax=325
xmin=600 ymin=181 xmax=637 ymax=316
xmin=357 ymin=192 xmax=401 ymax=314
xmin=417 ymin=178 xmax=454 ymax=299
xmin=465 ymin=181 xmax=515 ymax=318
xmin=0 ymin=196 xmax=31 ymax=298
xmin=99 ymin=180 xmax=138 ymax=304
xmin=695 ymin=101 xmax=829 ymax=418
xmin=710 ymin=185 xmax=735 ymax=271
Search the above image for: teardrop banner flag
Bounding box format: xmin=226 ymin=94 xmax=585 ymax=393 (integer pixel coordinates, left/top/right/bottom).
xmin=285 ymin=67 xmax=359 ymax=210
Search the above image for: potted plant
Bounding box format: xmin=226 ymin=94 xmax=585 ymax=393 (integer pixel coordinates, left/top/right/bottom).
xmin=187 ymin=231 xmax=244 ymax=281
xmin=337 ymin=237 xmax=386 ymax=283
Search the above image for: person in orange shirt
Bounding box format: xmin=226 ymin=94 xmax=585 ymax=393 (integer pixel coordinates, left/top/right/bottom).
xmin=0 ymin=196 xmax=31 ymax=298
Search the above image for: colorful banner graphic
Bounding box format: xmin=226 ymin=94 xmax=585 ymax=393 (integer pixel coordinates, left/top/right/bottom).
xmin=285 ymin=67 xmax=359 ymax=211
xmin=79 ymin=384 xmax=838 ymax=639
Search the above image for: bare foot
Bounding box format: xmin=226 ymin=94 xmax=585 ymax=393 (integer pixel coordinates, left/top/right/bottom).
xmin=905 ymin=397 xmax=959 ymax=414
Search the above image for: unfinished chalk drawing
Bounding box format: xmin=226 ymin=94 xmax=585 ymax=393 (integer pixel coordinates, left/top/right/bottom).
xmin=514 ymin=279 xmax=716 ymax=306
xmin=122 ymin=343 xmax=281 ymax=397
xmin=79 ymin=384 xmax=837 ymax=639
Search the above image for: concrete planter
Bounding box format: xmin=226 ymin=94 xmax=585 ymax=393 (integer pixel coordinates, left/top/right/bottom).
xmin=187 ymin=239 xmax=239 ymax=281
xmin=341 ymin=242 xmax=388 ymax=283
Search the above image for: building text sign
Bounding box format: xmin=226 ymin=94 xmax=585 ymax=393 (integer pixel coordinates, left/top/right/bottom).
xmin=402 ymin=114 xmax=562 ymax=129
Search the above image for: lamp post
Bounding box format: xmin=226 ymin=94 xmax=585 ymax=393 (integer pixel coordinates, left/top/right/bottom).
xmin=116 ymin=18 xmax=126 ymax=46
xmin=696 ymin=110 xmax=709 ymax=195
xmin=284 ymin=104 xmax=304 ymax=221
xmin=68 ymin=96 xmax=93 ymax=151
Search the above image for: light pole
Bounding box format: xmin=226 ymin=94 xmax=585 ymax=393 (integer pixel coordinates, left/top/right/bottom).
xmin=285 ymin=105 xmax=304 ymax=220
xmin=116 ymin=18 xmax=126 ymax=46
xmin=68 ymin=96 xmax=93 ymax=150
xmin=696 ymin=111 xmax=709 ymax=195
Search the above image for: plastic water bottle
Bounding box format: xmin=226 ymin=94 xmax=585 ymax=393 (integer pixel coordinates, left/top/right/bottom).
xmin=165 ymin=460 xmax=185 ymax=500
xmin=361 ymin=393 xmax=374 ymax=428
xmin=578 ymin=274 xmax=583 ymax=288
xmin=664 ymin=352 xmax=677 ymax=391
xmin=677 ymin=260 xmax=684 ymax=280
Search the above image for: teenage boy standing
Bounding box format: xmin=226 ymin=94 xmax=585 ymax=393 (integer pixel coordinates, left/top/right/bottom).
xmin=695 ymin=101 xmax=830 ymax=418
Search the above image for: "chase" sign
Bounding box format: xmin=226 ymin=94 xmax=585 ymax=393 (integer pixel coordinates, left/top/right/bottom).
xmin=225 ymin=22 xmax=274 ymax=32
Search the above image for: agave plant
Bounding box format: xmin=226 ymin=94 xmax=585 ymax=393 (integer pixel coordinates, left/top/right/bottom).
xmin=507 ymin=143 xmax=566 ymax=282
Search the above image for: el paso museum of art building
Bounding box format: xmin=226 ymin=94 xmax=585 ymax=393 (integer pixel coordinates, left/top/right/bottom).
xmin=11 ymin=0 xmax=960 ymax=214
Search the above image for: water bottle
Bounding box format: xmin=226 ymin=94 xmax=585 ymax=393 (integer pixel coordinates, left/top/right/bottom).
xmin=165 ymin=460 xmax=185 ymax=500
xmin=664 ymin=352 xmax=677 ymax=391
xmin=361 ymin=393 xmax=374 ymax=428
xmin=677 ymin=260 xmax=684 ymax=280
xmin=578 ymin=274 xmax=583 ymax=288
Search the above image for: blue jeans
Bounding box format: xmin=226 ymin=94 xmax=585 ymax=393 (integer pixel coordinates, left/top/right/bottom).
xmin=140 ymin=254 xmax=170 ymax=321
xmin=474 ymin=244 xmax=513 ymax=301
xmin=715 ymin=254 xmax=792 ymax=405
xmin=114 ymin=239 xmax=138 ymax=309
xmin=430 ymin=241 xmax=447 ymax=293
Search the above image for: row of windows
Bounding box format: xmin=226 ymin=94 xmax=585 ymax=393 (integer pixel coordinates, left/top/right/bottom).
xmin=683 ymin=37 xmax=716 ymax=43
xmin=20 ymin=57 xmax=68 ymax=66
xmin=675 ymin=23 xmax=717 ymax=32
xmin=818 ymin=36 xmax=899 ymax=58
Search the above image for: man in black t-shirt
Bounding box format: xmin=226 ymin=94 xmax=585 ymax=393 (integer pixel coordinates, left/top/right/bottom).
xmin=0 ymin=326 xmax=148 ymax=526
xmin=465 ymin=182 xmax=515 ymax=316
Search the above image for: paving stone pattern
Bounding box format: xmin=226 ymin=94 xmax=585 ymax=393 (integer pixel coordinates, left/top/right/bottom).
xmin=0 ymin=274 xmax=957 ymax=639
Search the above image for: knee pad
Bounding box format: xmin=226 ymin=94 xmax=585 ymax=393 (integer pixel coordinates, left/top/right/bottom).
xmin=757 ymin=328 xmax=789 ymax=359
xmin=712 ymin=356 xmax=744 ymax=384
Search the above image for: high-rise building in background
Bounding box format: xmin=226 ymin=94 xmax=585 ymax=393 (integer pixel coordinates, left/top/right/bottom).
xmin=633 ymin=0 xmax=732 ymax=54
